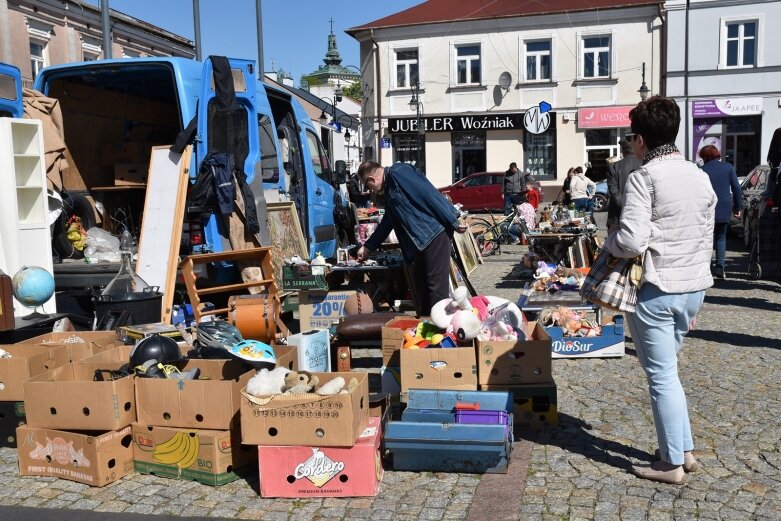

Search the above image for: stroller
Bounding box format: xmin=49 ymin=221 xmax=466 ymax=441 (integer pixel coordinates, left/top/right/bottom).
xmin=748 ymin=200 xmax=781 ymax=280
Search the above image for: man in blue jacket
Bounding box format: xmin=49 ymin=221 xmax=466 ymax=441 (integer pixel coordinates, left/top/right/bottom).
xmin=355 ymin=161 xmax=467 ymax=315
xmin=699 ymin=144 xmax=743 ymax=279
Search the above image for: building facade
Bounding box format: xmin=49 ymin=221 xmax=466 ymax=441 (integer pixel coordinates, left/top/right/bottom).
xmin=348 ymin=0 xmax=662 ymax=191
xmin=665 ymin=0 xmax=781 ymax=175
xmin=0 ymin=0 xmax=194 ymax=87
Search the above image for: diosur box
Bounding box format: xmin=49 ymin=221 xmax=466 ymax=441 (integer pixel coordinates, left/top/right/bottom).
xmin=16 ymin=425 xmax=134 ymax=487
xmin=257 ymin=416 xmax=382 ymax=498
xmin=240 ymin=372 xmax=369 ymax=447
xmin=23 ymin=361 xmax=136 ymax=431
xmin=131 ymin=423 xmax=256 ymax=486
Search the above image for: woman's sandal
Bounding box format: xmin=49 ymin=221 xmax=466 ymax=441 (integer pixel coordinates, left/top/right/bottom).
xmin=632 ymin=461 xmax=688 ymax=485
xmin=654 ymin=449 xmax=699 ymax=473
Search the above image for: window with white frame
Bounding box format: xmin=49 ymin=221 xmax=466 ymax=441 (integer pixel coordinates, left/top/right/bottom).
xmin=82 ymin=37 xmax=102 ymax=61
xmin=525 ymin=40 xmax=551 ymax=82
xmin=30 ymin=41 xmax=45 ymax=80
xmin=394 ymin=49 xmax=418 ymax=89
xmin=581 ymin=36 xmax=611 ymax=79
xmin=455 ymin=44 xmax=481 ymax=85
xmin=724 ymin=20 xmax=757 ymax=67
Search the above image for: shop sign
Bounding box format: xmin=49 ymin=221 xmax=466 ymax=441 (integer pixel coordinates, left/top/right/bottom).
xmin=577 ymin=106 xmax=634 ymax=129
xmin=388 ymin=113 xmax=522 ymax=134
xmin=523 ymin=101 xmax=552 ymax=134
xmin=691 ymin=97 xmax=763 ymax=118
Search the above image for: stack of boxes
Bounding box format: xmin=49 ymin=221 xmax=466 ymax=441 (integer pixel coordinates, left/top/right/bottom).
xmin=239 ymin=371 xmax=383 ymax=498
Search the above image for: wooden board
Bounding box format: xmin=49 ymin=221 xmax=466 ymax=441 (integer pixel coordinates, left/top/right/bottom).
xmin=136 ymin=145 xmax=192 ymax=324
xmin=266 ymin=202 xmax=308 ymax=287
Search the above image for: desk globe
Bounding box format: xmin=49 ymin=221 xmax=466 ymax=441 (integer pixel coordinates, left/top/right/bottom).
xmin=12 ymin=265 xmax=55 ymax=319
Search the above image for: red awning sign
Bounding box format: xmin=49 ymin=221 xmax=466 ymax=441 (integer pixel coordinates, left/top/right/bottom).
xmin=577 ymin=106 xmax=635 ymax=129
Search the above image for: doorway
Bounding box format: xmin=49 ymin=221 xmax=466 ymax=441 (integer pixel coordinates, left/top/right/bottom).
xmin=452 ymin=131 xmax=486 ymax=183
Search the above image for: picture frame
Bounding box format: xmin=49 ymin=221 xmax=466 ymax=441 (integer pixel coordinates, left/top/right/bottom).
xmin=266 ymin=202 xmax=309 ymax=286
xmin=453 ymin=227 xmax=479 ymax=276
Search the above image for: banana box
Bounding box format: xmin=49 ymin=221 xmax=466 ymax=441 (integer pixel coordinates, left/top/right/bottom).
xmin=131 ymin=423 xmax=256 ymax=486
xmin=16 ymin=425 xmax=134 ymax=487
xmin=480 ymin=382 xmax=558 ymax=430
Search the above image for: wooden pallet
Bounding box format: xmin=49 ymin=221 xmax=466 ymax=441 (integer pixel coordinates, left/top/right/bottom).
xmin=180 ymin=247 xmax=279 ymax=322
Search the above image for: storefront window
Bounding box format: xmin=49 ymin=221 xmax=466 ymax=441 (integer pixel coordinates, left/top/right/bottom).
xmin=392 ymin=134 xmax=426 ymax=171
xmin=693 ymin=116 xmax=760 ymax=177
xmin=452 ymin=132 xmax=486 ymax=182
xmin=523 ymin=116 xmax=557 ymax=180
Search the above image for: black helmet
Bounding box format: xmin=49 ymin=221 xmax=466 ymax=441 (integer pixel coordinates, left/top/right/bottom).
xmin=195 ymin=320 xmax=244 ymax=350
xmin=130 ymin=334 xmax=182 ymax=369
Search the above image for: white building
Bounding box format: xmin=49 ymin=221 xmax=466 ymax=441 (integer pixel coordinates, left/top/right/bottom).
xmin=348 ymin=0 xmax=662 ymax=192
xmin=665 ymin=0 xmax=781 ymax=175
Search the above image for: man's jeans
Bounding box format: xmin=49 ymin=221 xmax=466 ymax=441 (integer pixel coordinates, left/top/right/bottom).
xmin=713 ymin=222 xmax=728 ymax=270
xmin=625 ymin=284 xmax=705 ymax=466
xmin=573 ymin=198 xmax=593 ymax=212
xmin=503 ymin=194 xmax=515 ymax=215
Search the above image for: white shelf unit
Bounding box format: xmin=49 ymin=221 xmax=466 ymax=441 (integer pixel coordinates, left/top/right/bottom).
xmin=0 ymin=118 xmax=56 ymax=316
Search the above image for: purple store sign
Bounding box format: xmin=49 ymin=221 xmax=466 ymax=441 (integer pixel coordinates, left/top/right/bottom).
xmin=691 ymin=97 xmax=763 ymax=118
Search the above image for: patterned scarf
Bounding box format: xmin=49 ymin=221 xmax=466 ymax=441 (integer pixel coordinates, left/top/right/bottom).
xmin=642 ymin=143 xmax=680 ymax=165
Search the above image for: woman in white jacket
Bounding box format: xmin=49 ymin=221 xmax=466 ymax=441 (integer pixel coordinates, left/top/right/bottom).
xmin=604 ymin=96 xmax=717 ymax=485
xmin=569 ymin=166 xmax=596 ymax=212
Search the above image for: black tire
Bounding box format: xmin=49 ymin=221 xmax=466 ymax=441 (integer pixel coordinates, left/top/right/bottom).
xmin=592 ymin=194 xmax=608 ymax=212
xmin=51 ymin=192 xmax=96 ymax=260
xmin=471 ymin=217 xmax=500 ymax=256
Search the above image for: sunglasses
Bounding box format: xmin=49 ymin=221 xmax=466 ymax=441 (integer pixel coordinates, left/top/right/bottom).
xmin=625 ymin=133 xmax=639 ymax=142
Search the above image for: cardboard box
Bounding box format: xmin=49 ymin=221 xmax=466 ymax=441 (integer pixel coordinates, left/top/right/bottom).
xmin=282 ymin=265 xmax=329 ymax=291
xmin=381 ymin=316 xmax=421 ymax=366
xmin=547 ymin=315 xmax=625 ymax=358
xmin=400 ymin=345 xmax=477 ymax=393
xmin=135 ymin=359 xmax=253 ymax=430
xmin=114 ymin=163 xmax=148 ymax=185
xmin=481 ymin=382 xmax=558 ymax=430
xmin=16 ymin=425 xmax=134 ymax=487
xmin=0 ymin=401 xmax=26 ymax=448
xmin=298 ymin=290 xmax=355 ymax=330
xmin=476 ymin=322 xmax=552 ymax=386
xmin=240 ymin=372 xmax=369 ymax=447
xmin=131 ymin=423 xmax=256 ymax=486
xmin=23 ymin=362 xmax=136 ymax=431
xmin=275 ymin=345 xmax=299 ymax=372
xmin=286 ymin=329 xmax=331 ymax=372
xmin=18 ymin=331 xmax=119 ymax=363
xmin=100 ymin=142 xmax=151 ymax=165
xmin=0 ymin=344 xmax=69 ymax=401
xmin=257 ymin=416 xmax=382 ymax=498
xmin=81 ymin=345 xmax=134 ymax=364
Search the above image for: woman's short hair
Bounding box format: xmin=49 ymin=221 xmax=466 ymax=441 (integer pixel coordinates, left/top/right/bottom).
xmin=698 ymin=145 xmax=721 ymax=162
xmin=357 ymin=160 xmax=382 ymax=179
xmin=629 ymin=96 xmax=681 ymax=150
xmin=574 ymin=166 xmax=583 ymax=174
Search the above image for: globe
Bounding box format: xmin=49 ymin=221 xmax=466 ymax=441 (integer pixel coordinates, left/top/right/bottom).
xmin=12 ymin=266 xmax=55 ymax=309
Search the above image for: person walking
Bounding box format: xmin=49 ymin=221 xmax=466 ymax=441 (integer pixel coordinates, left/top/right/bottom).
xmin=604 ymin=96 xmax=717 ymax=485
xmin=503 ymin=162 xmax=524 ymax=215
xmin=699 ymin=145 xmax=742 ymax=279
xmin=606 ymin=138 xmax=642 ymax=231
xmin=355 ymin=161 xmax=467 ymax=315
xmin=569 ymin=166 xmax=596 ymax=212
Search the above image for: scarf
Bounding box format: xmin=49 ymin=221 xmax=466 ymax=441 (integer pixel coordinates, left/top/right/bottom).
xmin=642 ymin=143 xmax=680 ymax=165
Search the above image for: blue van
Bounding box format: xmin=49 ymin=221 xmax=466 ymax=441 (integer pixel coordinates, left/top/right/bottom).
xmin=34 ymin=56 xmax=339 ymax=262
xmin=0 ymin=62 xmax=23 ymax=118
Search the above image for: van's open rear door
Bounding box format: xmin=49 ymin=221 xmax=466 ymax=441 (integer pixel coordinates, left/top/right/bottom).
xmin=198 ymin=57 xmax=261 ymax=252
xmin=0 ymin=63 xmax=23 ymax=118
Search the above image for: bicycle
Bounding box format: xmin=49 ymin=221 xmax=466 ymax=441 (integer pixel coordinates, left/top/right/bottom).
xmin=470 ymin=208 xmax=517 ymax=256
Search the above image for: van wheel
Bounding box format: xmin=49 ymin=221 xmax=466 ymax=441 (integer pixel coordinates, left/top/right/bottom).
xmin=52 ymin=193 xmax=96 ymax=260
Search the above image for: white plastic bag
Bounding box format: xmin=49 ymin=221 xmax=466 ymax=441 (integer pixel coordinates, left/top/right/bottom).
xmin=84 ymin=227 xmax=121 ymax=263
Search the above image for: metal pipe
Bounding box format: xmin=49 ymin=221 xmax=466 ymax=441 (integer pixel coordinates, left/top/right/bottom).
xmin=193 ymin=0 xmax=202 ymax=61
xmin=100 ymin=0 xmax=111 ymax=59
xmin=658 ymin=2 xmax=667 ymax=97
xmin=370 ymin=29 xmax=381 ymax=164
xmin=684 ymin=0 xmax=690 ymax=159
xmin=256 ymin=0 xmax=264 ymax=81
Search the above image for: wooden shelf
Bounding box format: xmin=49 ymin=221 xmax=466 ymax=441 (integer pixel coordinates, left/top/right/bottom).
xmin=196 ymin=279 xmax=275 ymax=296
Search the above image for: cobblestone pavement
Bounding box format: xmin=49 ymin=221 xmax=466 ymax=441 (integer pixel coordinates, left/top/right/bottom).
xmin=1 ymin=224 xmax=780 ymax=520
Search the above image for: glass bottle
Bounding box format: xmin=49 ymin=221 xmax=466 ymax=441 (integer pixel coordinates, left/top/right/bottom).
xmin=101 ymin=230 xmax=151 ymax=300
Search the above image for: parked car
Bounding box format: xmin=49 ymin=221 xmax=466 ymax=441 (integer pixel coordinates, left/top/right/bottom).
xmin=592 ymin=181 xmax=609 ymax=212
xmin=439 ymin=172 xmax=544 ymax=211
xmin=738 ymin=164 xmax=772 ymax=249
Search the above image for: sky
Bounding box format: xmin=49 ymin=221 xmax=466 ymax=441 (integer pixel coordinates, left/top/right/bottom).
xmin=84 ymin=0 xmax=423 ymax=82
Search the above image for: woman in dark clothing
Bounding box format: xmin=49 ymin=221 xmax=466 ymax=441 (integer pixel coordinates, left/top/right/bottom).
xmin=699 ymin=145 xmax=743 ymax=279
xmin=561 ymin=167 xmax=575 ymax=205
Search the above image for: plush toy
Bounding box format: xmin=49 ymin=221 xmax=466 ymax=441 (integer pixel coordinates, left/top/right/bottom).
xmin=450 ymin=309 xmax=482 ymax=342
xmin=556 ymin=266 xmax=585 ymax=280
xmin=315 ymin=376 xmax=360 ymax=396
xmin=282 ymin=371 xmax=319 ymax=394
xmin=246 ymin=366 xmax=291 ymax=397
xmin=534 ymin=261 xmax=558 ymax=279
xmin=430 ymin=287 xmax=473 ymax=328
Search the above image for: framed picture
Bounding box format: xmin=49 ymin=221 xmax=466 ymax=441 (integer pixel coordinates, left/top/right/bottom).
xmin=267 ymin=202 xmax=309 ymax=286
xmin=453 ymin=228 xmax=479 ymax=276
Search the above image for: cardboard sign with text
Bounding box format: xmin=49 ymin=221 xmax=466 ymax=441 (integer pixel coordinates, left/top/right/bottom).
xmin=17 ymin=425 xmax=134 ymax=487
xmin=298 ymin=290 xmax=355 ymax=331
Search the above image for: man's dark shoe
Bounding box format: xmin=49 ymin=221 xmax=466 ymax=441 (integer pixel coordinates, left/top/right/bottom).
xmin=713 ymin=267 xmax=725 ymax=279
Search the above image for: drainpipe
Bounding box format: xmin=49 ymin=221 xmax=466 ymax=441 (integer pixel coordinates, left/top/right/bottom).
xmin=684 ymin=0 xmax=690 ymax=159
xmin=370 ymin=29 xmax=382 ymax=164
xmin=100 ymin=0 xmax=111 ymax=59
xmin=658 ymin=2 xmax=666 ymax=97
xmin=256 ymin=0 xmax=264 ymax=82
xmin=193 ymin=0 xmax=202 ymax=61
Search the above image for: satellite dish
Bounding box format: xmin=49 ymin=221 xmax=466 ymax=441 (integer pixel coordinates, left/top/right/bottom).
xmin=498 ymin=72 xmax=512 ymax=91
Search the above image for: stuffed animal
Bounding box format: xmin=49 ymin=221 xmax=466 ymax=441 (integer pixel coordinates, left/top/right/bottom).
xmin=282 ymin=371 xmax=319 ymax=394
xmin=534 ymin=261 xmax=557 ymax=279
xmin=556 ymin=266 xmax=585 ymax=280
xmin=315 ymin=376 xmax=359 ymax=396
xmin=246 ymin=366 xmax=291 ymax=397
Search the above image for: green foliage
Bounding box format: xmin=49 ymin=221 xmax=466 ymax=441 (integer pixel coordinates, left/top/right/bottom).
xmin=342 ymin=82 xmax=362 ymax=100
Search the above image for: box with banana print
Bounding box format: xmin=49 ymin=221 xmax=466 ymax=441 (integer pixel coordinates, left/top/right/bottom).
xmin=131 ymin=423 xmax=256 ymax=486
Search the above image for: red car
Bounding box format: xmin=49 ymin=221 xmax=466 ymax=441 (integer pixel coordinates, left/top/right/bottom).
xmin=439 ymin=172 xmax=543 ymax=211
xmin=439 ymin=172 xmax=505 ymax=211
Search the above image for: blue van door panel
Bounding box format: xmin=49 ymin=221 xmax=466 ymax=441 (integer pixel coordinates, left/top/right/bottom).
xmin=198 ymin=57 xmax=258 ymax=253
xmin=0 ymin=62 xmax=23 ymax=118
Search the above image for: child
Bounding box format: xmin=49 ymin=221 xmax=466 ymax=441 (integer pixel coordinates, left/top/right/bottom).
xmin=525 ymin=182 xmax=541 ymax=209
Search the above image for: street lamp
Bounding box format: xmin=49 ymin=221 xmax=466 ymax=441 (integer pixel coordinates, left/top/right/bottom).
xmin=408 ymin=79 xmax=424 ymax=168
xmin=638 ymin=62 xmax=650 ymax=101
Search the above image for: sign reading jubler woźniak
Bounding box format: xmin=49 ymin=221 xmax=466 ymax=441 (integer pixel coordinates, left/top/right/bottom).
xmin=388 ymin=113 xmax=524 ymax=133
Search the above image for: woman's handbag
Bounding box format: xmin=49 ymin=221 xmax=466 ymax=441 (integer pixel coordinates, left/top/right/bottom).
xmin=579 ymin=248 xmax=643 ymax=313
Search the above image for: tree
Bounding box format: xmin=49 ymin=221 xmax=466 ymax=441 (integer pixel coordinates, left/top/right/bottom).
xmin=342 ymin=82 xmax=362 ymax=100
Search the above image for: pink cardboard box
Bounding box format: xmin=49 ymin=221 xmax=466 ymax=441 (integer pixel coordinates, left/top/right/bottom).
xmin=257 ymin=416 xmax=383 ymax=498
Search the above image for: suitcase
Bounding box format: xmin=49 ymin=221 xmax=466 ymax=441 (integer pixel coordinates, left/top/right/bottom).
xmin=227 ymin=294 xmax=279 ymax=343
xmin=0 ymin=270 xmax=14 ymax=332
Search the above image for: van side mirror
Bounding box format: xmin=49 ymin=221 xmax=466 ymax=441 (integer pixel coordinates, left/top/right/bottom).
xmin=334 ymin=160 xmax=348 ymax=184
